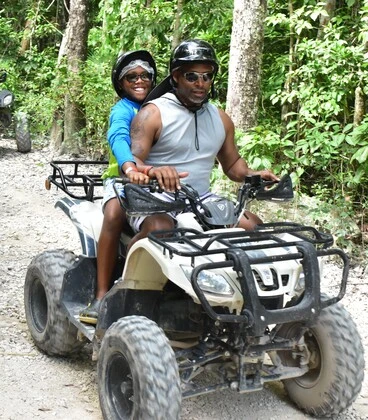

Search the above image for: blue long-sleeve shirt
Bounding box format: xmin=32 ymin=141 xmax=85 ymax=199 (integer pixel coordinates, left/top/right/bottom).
xmin=102 ymin=97 xmax=140 ymax=179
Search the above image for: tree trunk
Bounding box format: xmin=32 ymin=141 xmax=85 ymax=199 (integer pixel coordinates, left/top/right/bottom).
xmin=353 ymin=2 xmax=367 ymax=127
xmin=19 ymin=0 xmax=42 ymax=54
xmin=50 ymin=110 xmax=64 ymax=150
xmin=226 ymin=0 xmax=266 ymax=131
xmin=19 ymin=19 xmax=32 ymax=54
xmin=281 ymin=0 xmax=296 ymax=134
xmin=353 ymin=85 xmax=365 ymax=127
xmin=172 ymin=0 xmax=184 ymax=49
xmin=317 ymin=0 xmax=336 ymax=39
xmin=51 ymin=0 xmax=88 ymax=154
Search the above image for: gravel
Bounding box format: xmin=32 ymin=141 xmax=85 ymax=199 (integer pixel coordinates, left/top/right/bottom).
xmin=0 ymin=137 xmax=367 ymax=419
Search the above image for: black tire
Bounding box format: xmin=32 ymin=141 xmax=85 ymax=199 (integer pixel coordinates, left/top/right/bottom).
xmin=98 ymin=316 xmax=181 ymax=420
xmin=14 ymin=111 xmax=31 ymax=153
xmin=276 ymin=299 xmax=364 ymax=417
xmin=24 ymin=249 xmax=85 ymax=356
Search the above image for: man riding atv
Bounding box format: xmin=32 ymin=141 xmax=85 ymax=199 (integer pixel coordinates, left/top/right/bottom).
xmin=128 ymin=39 xmax=279 ymax=247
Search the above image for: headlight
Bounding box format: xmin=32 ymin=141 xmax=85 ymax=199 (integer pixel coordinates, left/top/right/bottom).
xmin=3 ymin=94 xmax=13 ymax=106
xmin=294 ymin=271 xmax=305 ymax=294
xmin=181 ymin=265 xmax=234 ymax=296
xmin=295 ymin=259 xmax=323 ymax=294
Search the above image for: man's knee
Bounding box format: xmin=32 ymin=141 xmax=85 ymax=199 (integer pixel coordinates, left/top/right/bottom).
xmin=141 ymin=214 xmax=175 ymax=234
xmin=240 ymin=211 xmax=262 ymax=231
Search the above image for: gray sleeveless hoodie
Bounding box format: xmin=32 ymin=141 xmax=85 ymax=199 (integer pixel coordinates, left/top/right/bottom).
xmin=145 ymin=93 xmax=225 ymax=196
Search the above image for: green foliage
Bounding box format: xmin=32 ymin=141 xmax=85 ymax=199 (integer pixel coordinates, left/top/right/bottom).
xmin=88 ymin=0 xmax=233 ymax=99
xmin=0 ymin=0 xmax=233 ymax=146
xmin=254 ymin=2 xmax=368 ymax=250
xmin=0 ymin=14 xmax=20 ymax=58
xmin=81 ymin=58 xmax=115 ymax=157
xmin=236 ymin=126 xmax=294 ymax=175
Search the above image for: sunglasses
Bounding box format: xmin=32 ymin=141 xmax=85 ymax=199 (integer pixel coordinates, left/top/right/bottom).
xmin=123 ymin=72 xmax=153 ymax=83
xmin=182 ymin=72 xmax=214 ymax=83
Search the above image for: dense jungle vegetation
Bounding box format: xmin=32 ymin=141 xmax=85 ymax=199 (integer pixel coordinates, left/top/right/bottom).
xmin=0 ymin=0 xmax=367 ymax=256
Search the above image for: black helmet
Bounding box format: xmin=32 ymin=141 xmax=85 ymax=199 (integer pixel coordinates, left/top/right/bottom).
xmin=143 ymin=40 xmax=218 ymax=105
xmin=112 ymin=50 xmax=157 ymax=98
xmin=170 ymin=39 xmax=219 ymax=74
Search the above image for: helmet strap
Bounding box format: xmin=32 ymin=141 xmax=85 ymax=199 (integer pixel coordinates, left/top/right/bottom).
xmin=210 ymin=84 xmax=217 ymax=100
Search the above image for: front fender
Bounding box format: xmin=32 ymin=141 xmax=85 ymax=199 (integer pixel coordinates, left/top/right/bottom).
xmin=122 ymin=239 xmax=177 ymax=292
xmin=122 ymin=239 xmax=244 ymax=312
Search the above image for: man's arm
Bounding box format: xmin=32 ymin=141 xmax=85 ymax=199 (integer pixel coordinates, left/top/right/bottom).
xmin=130 ymin=104 xmax=160 ymax=163
xmin=130 ymin=104 xmax=188 ymax=191
xmin=216 ymin=109 xmax=279 ymax=182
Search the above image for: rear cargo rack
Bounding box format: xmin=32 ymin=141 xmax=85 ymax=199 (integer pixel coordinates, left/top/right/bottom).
xmin=46 ymin=160 xmax=108 ymax=201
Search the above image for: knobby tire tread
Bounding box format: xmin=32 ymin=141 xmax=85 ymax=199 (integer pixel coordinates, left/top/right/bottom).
xmin=24 ymin=249 xmax=84 ymax=356
xmin=283 ymin=300 xmax=364 ymax=417
xmin=99 ymin=315 xmax=181 ymax=420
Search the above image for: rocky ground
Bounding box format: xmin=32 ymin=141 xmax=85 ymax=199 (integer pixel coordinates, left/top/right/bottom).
xmin=0 ymin=137 xmax=367 ymax=419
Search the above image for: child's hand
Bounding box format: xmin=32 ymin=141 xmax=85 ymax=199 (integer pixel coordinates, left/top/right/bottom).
xmin=126 ymin=171 xmax=149 ymax=184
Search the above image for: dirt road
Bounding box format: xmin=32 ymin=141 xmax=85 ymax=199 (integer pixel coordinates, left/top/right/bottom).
xmin=0 ymin=138 xmax=367 ymax=419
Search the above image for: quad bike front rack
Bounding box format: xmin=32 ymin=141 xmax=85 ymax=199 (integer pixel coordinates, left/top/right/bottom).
xmin=148 ymin=226 xmax=349 ymax=336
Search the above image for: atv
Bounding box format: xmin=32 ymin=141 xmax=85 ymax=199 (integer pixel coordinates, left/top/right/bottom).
xmin=0 ymin=70 xmax=31 ymax=153
xmin=24 ymin=160 xmax=365 ymax=419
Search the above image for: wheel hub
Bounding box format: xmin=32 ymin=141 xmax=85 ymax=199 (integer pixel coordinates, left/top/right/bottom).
xmin=107 ymin=352 xmax=134 ymax=417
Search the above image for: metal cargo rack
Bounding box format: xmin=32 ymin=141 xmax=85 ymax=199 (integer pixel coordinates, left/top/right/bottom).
xmin=45 ymin=160 xmax=108 ymax=201
xmin=148 ymin=223 xmax=335 ymax=260
xmin=148 ymin=225 xmax=349 ymax=330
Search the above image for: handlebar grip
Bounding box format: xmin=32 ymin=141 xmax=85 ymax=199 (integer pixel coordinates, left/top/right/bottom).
xmin=114 ymin=177 xmax=162 ymax=193
xmin=114 ymin=176 xmax=131 ymax=185
xmin=114 ymin=177 xmax=157 ymax=186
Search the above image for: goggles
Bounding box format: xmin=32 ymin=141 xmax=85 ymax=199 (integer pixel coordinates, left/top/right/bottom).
xmin=182 ymin=71 xmax=214 ymax=83
xmin=123 ymin=72 xmax=153 ymax=83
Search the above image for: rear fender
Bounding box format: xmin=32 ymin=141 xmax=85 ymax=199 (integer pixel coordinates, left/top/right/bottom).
xmin=55 ymin=197 xmax=103 ymax=257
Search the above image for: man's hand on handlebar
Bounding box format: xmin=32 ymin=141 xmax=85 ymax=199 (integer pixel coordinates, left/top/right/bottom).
xmin=252 ymin=169 xmax=280 ymax=182
xmin=148 ymin=166 xmax=189 ymax=192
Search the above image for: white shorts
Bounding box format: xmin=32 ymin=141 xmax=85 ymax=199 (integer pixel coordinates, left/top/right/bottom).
xmin=102 ymin=178 xmax=125 ymax=210
xmin=127 ymin=190 xmax=219 ymax=233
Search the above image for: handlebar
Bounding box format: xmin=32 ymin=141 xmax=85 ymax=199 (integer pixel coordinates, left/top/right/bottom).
xmin=115 ymin=175 xmax=294 ymax=228
xmin=114 ymin=175 xmax=293 ymax=200
xmin=252 ymin=174 xmax=294 ymax=201
xmin=114 ymin=179 xmax=187 ymax=215
xmin=45 ymin=161 xmax=294 ymax=224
